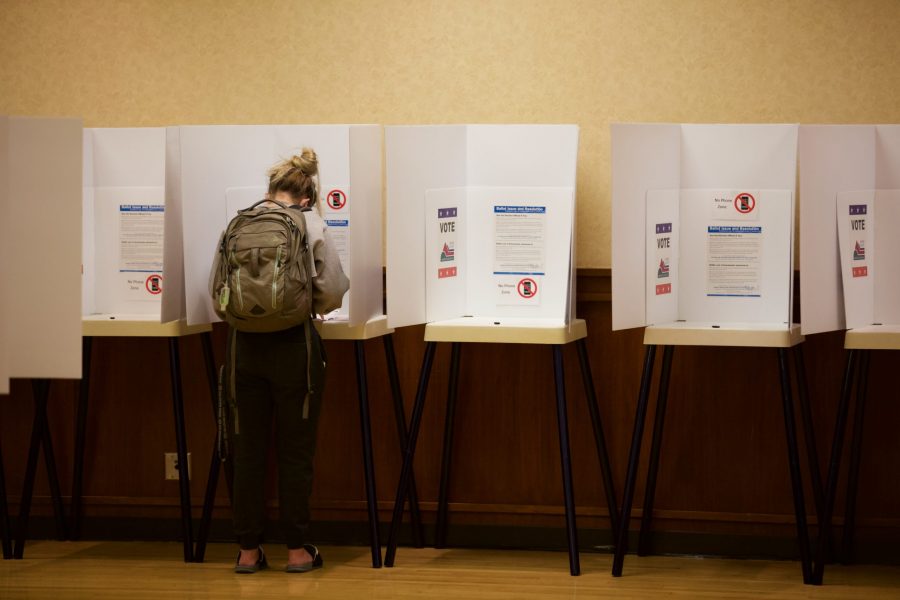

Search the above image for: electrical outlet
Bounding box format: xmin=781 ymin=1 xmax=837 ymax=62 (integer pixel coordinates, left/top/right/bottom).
xmin=164 ymin=452 xmax=192 ymax=480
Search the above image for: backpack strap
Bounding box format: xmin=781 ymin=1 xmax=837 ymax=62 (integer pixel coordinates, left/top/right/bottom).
xmin=241 ymin=198 xmax=288 ymax=212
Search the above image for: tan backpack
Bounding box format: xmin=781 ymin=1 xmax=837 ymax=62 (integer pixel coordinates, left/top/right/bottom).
xmin=210 ymin=199 xmax=314 ymax=332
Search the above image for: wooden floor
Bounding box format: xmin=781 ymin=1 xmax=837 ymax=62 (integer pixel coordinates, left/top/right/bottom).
xmin=2 ymin=542 xmax=900 ymax=599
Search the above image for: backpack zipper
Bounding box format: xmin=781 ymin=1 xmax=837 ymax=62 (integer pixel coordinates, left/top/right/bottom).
xmin=231 ymin=248 xmax=244 ymax=310
xmin=272 ymin=245 xmax=282 ymax=308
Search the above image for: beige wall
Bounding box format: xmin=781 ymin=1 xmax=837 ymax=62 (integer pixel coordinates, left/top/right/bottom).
xmin=2 ymin=0 xmax=899 ymax=267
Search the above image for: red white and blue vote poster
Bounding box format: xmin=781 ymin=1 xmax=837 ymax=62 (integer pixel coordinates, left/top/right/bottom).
xmin=848 ymin=203 xmax=869 ymax=278
xmin=655 ymin=222 xmax=672 ymax=296
xmin=436 ymin=206 xmax=458 ymax=279
xmin=494 ymin=205 xmax=545 ymax=305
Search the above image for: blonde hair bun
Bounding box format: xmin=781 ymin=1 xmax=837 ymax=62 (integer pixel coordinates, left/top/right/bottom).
xmin=267 ymin=147 xmax=320 ymax=208
xmin=290 ymin=147 xmax=318 ymax=177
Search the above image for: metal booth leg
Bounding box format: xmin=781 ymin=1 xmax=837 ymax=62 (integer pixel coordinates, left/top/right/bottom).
xmin=385 ymin=341 xmax=437 ymax=567
xmin=793 ymin=346 xmax=825 ymax=532
xmin=776 ymin=348 xmax=813 ymax=584
xmin=40 ymin=384 xmax=68 ymax=542
xmin=195 ymin=331 xmax=224 ymax=563
xmin=0 ymin=439 xmax=11 ymax=559
xmin=355 ymin=340 xmax=383 ymax=568
xmin=71 ymin=336 xmax=93 ymax=540
xmin=575 ymin=338 xmax=619 ymax=537
xmin=435 ymin=342 xmax=462 ymax=549
xmin=638 ymin=345 xmax=674 ymax=556
xmin=612 ymin=344 xmax=657 ymax=577
xmin=842 ymin=349 xmax=870 ymax=565
xmin=14 ymin=379 xmax=68 ymax=557
xmin=552 ymin=344 xmax=580 ymax=576
xmin=812 ymin=349 xmax=858 ymax=585
xmin=383 ymin=334 xmax=425 ymax=548
xmin=168 ymin=338 xmax=194 ymax=563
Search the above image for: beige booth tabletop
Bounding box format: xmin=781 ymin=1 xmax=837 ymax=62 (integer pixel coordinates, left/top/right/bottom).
xmin=314 ymin=315 xmax=394 ymax=341
xmin=423 ymin=317 xmax=587 ymax=345
xmin=82 ymin=316 xmax=212 ymax=338
xmin=844 ymin=325 xmax=900 ymax=350
xmin=643 ymin=322 xmax=804 ymax=348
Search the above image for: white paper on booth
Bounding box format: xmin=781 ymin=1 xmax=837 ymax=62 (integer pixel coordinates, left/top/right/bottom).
xmin=873 ymin=190 xmax=900 ymax=325
xmin=837 ymin=191 xmax=875 ymax=328
xmin=321 ymin=183 xmax=351 ymax=321
xmin=321 ymin=184 xmax=351 ymax=274
xmin=679 ymin=189 xmax=792 ymax=326
xmin=645 ymin=190 xmax=679 ymax=325
xmin=90 ymin=187 xmax=165 ymax=315
xmin=466 ymin=187 xmax=573 ymax=320
xmin=425 ymin=188 xmax=467 ymax=322
xmin=493 ymin=205 xmax=546 ymax=306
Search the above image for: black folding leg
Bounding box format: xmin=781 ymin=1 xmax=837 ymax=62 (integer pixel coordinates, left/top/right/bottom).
xmin=71 ymin=336 xmax=92 ymax=540
xmin=575 ymin=338 xmax=618 ymax=536
xmin=355 ymin=340 xmax=383 ymax=568
xmin=638 ymin=344 xmax=675 ymax=556
xmin=435 ymin=342 xmax=462 ymax=549
xmin=40 ymin=384 xmax=67 ymax=542
xmin=553 ymin=344 xmax=580 ymax=576
xmin=793 ymin=347 xmax=825 ymax=530
xmin=0 ymin=440 xmax=11 ymax=559
xmin=612 ymin=344 xmax=658 ymax=577
xmin=168 ymin=338 xmax=194 ymax=563
xmin=812 ymin=349 xmax=857 ymax=584
xmin=194 ymin=331 xmax=227 ymax=563
xmin=383 ymin=334 xmax=425 ymax=548
xmin=385 ymin=341 xmax=437 ymax=567
xmin=842 ymin=349 xmax=870 ymax=564
xmin=776 ymin=348 xmax=813 ymax=584
xmin=14 ymin=379 xmax=67 ymax=558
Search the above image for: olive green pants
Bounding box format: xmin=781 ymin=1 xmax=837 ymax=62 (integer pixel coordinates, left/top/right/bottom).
xmin=229 ymin=323 xmax=326 ymax=550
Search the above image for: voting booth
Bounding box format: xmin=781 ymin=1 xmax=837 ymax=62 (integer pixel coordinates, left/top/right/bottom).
xmin=166 ymin=124 xmax=383 ymax=327
xmin=383 ymin=125 xmax=617 ymax=577
xmin=82 ymin=128 xmax=167 ymax=320
xmin=166 ymin=124 xmax=400 ymax=567
xmin=386 ymin=124 xmax=578 ymax=330
xmin=609 ymin=124 xmax=816 ymax=583
xmin=798 ymin=125 xmax=900 ymax=584
xmin=612 ymin=123 xmax=798 ymax=332
xmin=1 ymin=115 xmax=82 ymax=386
xmin=1 ymin=115 xmax=82 ymax=559
xmin=799 ymin=125 xmax=900 ymax=334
